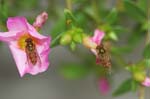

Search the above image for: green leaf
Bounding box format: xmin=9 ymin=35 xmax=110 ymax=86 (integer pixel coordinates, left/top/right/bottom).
xmin=59 ymin=64 xmax=90 ymax=79
xmin=143 ymin=43 xmax=150 ymax=59
xmin=64 ymin=9 xmax=77 ymax=29
xmin=113 ymin=78 xmax=134 ymax=96
xmin=105 ymin=8 xmax=117 ymax=25
xmin=123 ymin=0 xmax=146 ymax=22
xmin=108 ymin=31 xmax=118 ymax=41
xmin=131 ymin=80 xmax=139 ymax=92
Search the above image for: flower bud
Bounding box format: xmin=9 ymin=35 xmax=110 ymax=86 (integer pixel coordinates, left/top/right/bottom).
xmin=133 ymin=72 xmax=146 ymax=82
xmin=33 ymin=11 xmax=48 ymax=30
xmin=73 ymin=33 xmax=82 ymax=43
xmin=60 ymin=34 xmax=72 ymax=45
xmin=98 ymin=77 xmax=110 ymax=95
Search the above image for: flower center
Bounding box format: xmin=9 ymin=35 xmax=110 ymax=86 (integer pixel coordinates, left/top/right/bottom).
xmin=17 ymin=34 xmax=37 ymax=50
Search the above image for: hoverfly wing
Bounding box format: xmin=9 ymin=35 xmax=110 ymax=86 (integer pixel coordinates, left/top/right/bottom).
xmin=34 ymin=46 xmax=42 ymax=66
xmin=25 ymin=47 xmax=41 ymax=67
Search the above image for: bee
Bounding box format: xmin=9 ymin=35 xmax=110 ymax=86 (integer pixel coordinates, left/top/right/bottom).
xmin=96 ymin=42 xmax=111 ymax=70
xmin=25 ymin=38 xmax=41 ymax=66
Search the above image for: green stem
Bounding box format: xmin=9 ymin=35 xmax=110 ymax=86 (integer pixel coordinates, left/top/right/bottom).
xmin=139 ymin=85 xmax=145 ymax=99
xmin=50 ymin=33 xmax=64 ymax=48
xmin=66 ymin=0 xmax=72 ymax=11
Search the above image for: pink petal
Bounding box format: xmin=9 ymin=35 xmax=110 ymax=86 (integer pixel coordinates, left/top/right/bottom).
xmin=9 ymin=42 xmax=27 ymax=77
xmin=27 ymin=23 xmax=51 ymax=41
xmin=7 ymin=17 xmax=28 ymax=31
xmin=98 ymin=77 xmax=110 ymax=95
xmin=0 ymin=31 xmax=21 ymax=42
xmin=91 ymin=29 xmax=105 ymax=45
xmin=142 ymin=77 xmax=150 ymax=87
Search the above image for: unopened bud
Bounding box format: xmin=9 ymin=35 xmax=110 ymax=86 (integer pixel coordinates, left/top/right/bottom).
xmin=33 ymin=11 xmax=48 ymax=30
xmin=133 ymin=72 xmax=146 ymax=82
xmin=60 ymin=34 xmax=72 ymax=45
xmin=73 ymin=33 xmax=82 ymax=43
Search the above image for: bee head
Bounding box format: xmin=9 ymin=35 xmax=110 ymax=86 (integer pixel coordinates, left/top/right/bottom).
xmin=99 ymin=48 xmax=105 ymax=54
xmin=96 ymin=44 xmax=105 ymax=54
xmin=25 ymin=38 xmax=32 ymax=43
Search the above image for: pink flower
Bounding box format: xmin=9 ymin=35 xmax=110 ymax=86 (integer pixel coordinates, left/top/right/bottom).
xmin=142 ymin=77 xmax=150 ymax=87
xmin=83 ymin=29 xmax=105 ymax=49
xmin=98 ymin=77 xmax=110 ymax=95
xmin=83 ymin=29 xmax=105 ymax=62
xmin=91 ymin=29 xmax=105 ymax=45
xmin=33 ymin=11 xmax=48 ymax=30
xmin=0 ymin=16 xmax=50 ymax=77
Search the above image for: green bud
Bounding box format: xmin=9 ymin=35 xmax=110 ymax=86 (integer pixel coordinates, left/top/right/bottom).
xmin=73 ymin=33 xmax=82 ymax=43
xmin=133 ymin=71 xmax=146 ymax=82
xmin=60 ymin=34 xmax=72 ymax=45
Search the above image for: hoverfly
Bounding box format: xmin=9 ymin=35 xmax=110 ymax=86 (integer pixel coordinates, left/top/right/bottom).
xmin=25 ymin=38 xmax=41 ymax=66
xmin=96 ymin=42 xmax=111 ymax=71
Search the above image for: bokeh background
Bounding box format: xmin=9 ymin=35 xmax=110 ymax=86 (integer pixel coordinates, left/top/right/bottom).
xmin=0 ymin=0 xmax=149 ymax=99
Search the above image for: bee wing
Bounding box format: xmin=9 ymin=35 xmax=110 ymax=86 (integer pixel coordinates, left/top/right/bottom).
xmin=103 ymin=41 xmax=111 ymax=51
xmin=34 ymin=47 xmax=42 ymax=66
